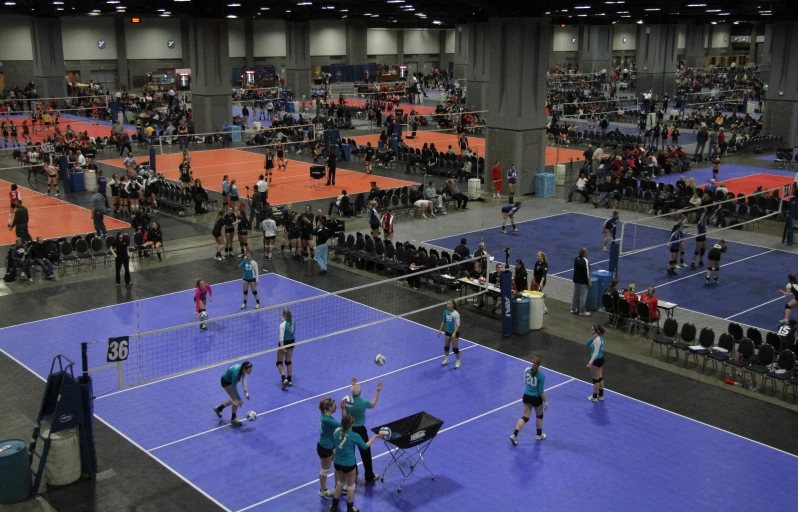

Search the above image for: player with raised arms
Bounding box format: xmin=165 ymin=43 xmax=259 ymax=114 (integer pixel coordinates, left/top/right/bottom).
xmin=501 ymin=202 xmax=521 ymax=233
xmin=510 ymin=354 xmax=549 ymax=445
xmin=278 ymin=308 xmax=296 ymax=390
xmin=437 ymin=299 xmax=462 ymax=369
xmin=213 ymin=361 xmax=252 ymax=426
xmin=193 ymin=279 xmax=212 ymax=330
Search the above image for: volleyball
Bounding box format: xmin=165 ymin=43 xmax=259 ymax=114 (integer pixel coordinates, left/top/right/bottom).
xmin=342 ymin=395 xmax=354 ymax=407
xmin=200 ymin=311 xmax=208 ymax=321
xmin=379 ymin=426 xmax=392 ymax=438
xmin=246 ymin=411 xmax=257 ymax=421
xmin=375 ymin=354 xmax=386 ymax=366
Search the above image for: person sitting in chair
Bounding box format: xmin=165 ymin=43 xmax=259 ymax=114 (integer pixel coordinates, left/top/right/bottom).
xmin=639 ymin=286 xmax=659 ymax=324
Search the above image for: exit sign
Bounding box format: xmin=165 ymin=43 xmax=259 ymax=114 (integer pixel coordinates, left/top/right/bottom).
xmin=131 ymin=17 xmax=141 ymax=23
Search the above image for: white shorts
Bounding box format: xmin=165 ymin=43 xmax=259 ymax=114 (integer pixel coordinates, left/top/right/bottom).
xmin=414 ymin=200 xmax=430 ymax=208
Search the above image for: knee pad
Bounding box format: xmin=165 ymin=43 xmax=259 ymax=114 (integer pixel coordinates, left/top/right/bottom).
xmin=285 ymin=360 xmax=292 ymax=366
xmin=694 ymin=251 xmax=699 ymax=256
xmin=243 ymin=290 xmax=249 ymax=296
xmin=320 ymin=468 xmax=331 ymax=477
xmin=786 ymin=304 xmax=792 ymax=311
xmin=521 ymin=416 xmax=530 ymax=423
xmin=252 ymin=290 xmax=259 ymax=296
xmin=276 ymin=361 xmax=284 ymax=368
xmin=680 ymin=252 xmax=685 ymax=256
xmin=347 ymin=484 xmax=356 ymax=492
xmin=452 ymin=348 xmax=460 ymax=355
xmin=715 ymin=267 xmax=720 ymax=272
xmin=444 ymin=344 xmax=451 ymax=351
xmin=592 ymin=378 xmax=600 ymax=383
xmin=536 ymin=414 xmax=544 ymax=419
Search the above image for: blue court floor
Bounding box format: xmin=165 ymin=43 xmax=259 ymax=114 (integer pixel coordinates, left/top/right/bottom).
xmin=1 ymin=275 xmax=797 ymax=511
xmin=427 ymin=212 xmax=796 ymax=331
xmin=653 ymin=163 xmax=794 ymax=187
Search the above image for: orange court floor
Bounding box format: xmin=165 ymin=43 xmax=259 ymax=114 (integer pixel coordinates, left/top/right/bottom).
xmin=1 ymin=180 xmax=129 ymax=245
xmin=101 ymin=148 xmax=419 ymax=205
xmin=0 ymin=118 xmax=135 ymax=151
xmin=351 ymin=131 xmax=584 ymax=166
xmin=342 ymin=98 xmax=439 ymax=115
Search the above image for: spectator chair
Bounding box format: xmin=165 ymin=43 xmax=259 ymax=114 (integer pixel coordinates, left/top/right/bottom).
xmin=741 ymin=343 xmax=776 ymax=390
xmin=650 ymin=317 xmax=678 ymax=360
xmin=722 ymin=337 xmax=755 ymax=383
xmin=685 ymin=327 xmax=715 ymax=368
xmin=669 ymin=322 xmax=697 ymax=363
xmin=702 ymin=332 xmax=733 ymax=374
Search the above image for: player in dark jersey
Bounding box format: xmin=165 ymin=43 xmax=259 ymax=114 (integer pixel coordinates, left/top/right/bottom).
xmin=667 ymin=225 xmax=683 ymax=278
xmin=276 ymin=141 xmax=287 ymax=171
xmin=780 ymin=274 xmax=798 ymax=324
xmin=672 ymin=212 xmax=690 ymax=268
xmin=705 ymin=239 xmax=726 ymax=285
xmin=264 ymin=149 xmax=275 ymax=184
xmin=237 ymin=209 xmax=250 ymax=258
xmin=690 ymin=209 xmax=708 ymax=270
xmin=603 ymin=210 xmax=619 ymax=253
xmin=501 ymin=202 xmax=521 ymax=233
xmin=212 ymin=210 xmax=226 ymax=261
xmin=179 ymin=159 xmax=192 ymax=189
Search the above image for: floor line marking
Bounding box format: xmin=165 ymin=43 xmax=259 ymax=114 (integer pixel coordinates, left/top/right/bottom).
xmin=235 ymin=378 xmax=578 ymax=511
xmin=146 ymin=346 xmax=480 ymax=452
xmin=421 ymin=211 xmax=572 ymax=245
xmin=725 ymin=296 xmax=784 ymax=320
xmin=652 ymin=249 xmax=776 ymax=290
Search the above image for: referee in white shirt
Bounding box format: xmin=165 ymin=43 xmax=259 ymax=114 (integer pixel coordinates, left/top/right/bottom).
xmin=255 ymin=174 xmax=268 ymax=207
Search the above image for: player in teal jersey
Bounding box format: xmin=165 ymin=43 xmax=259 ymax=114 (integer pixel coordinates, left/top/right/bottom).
xmin=238 ymin=250 xmax=260 ymax=309
xmin=330 ymin=415 xmax=385 ymax=512
xmin=278 ymin=308 xmax=296 ymax=390
xmin=437 ymin=299 xmax=462 ymax=368
xmin=510 ymin=355 xmax=549 ymax=444
xmin=587 ymin=325 xmax=606 ymax=403
xmin=213 ymin=361 xmax=252 ymax=426
xmin=317 ymin=397 xmax=341 ymax=500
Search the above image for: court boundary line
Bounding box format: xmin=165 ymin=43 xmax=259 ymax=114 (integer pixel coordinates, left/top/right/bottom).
xmin=235 ymin=378 xmax=578 ymax=512
xmin=146 ymin=345 xmax=481 ymax=453
xmin=421 ymin=211 xmax=571 ymax=247
xmin=725 ymin=296 xmax=784 ymax=320
xmin=0 ymin=276 xmax=245 ymax=332
xmin=279 ymin=274 xmax=798 ymax=460
xmin=0 ymin=347 xmax=233 ymax=512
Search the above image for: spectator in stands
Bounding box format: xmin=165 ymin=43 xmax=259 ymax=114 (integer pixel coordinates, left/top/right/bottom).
xmin=8 ymin=199 xmax=31 ymax=243
xmin=593 ymin=176 xmax=615 ymax=208
xmin=571 ymin=248 xmax=591 ymax=316
xmin=567 ymin=173 xmax=590 ymax=203
xmin=640 ymin=286 xmax=659 ymax=323
xmin=708 ymin=129 xmax=719 ymax=158
xmin=9 ymin=238 xmax=31 ymax=281
xmin=425 ymin=181 xmax=445 ymax=214
xmin=28 ymin=237 xmax=55 ymax=280
xmin=410 ymin=185 xmax=435 ymax=219
xmin=454 ymin=238 xmax=470 ymax=262
xmin=623 ymin=283 xmax=638 ymax=315
xmin=443 ymin=178 xmax=468 ymax=209
xmin=694 ymin=124 xmax=708 ymax=159
xmin=407 ymin=248 xmax=426 ymax=289
xmin=603 ymin=278 xmax=620 ymax=313
xmin=142 ymin=221 xmax=164 ymax=261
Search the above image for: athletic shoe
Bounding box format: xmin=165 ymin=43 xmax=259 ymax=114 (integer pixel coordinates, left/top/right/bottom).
xmin=690 ymin=263 xmax=697 ymax=270
xmin=779 ymin=319 xmax=788 ymax=325
xmin=441 ymin=357 xmax=449 ymax=366
xmin=256 ymin=304 xmax=261 ymax=309
xmin=535 ymin=433 xmax=547 ymax=441
xmin=240 ymin=303 xmax=247 ymax=310
xmin=501 ymin=229 xmax=506 ymax=234
xmin=579 ymin=312 xmax=591 ymax=317
xmin=213 ymin=406 xmax=222 ymax=418
xmin=570 ymin=309 xmax=577 ymax=314
xmin=200 ymin=323 xmax=207 ymax=330
xmin=587 ymin=396 xmax=599 ymax=403
xmin=680 ymin=263 xmax=689 ymax=268
xmin=698 ymin=261 xmax=704 ymax=267
xmin=231 ymin=418 xmax=243 ymax=427
xmin=509 ymin=434 xmax=518 ymax=446
xmin=365 ymin=474 xmax=380 ymax=483
xmin=455 ymin=361 xmax=461 ymax=369
xmin=319 ymin=489 xmax=333 ymax=499
xmin=513 ymin=228 xmax=518 ymax=232
xmin=598 ymin=396 xmax=605 ymax=401
xmin=603 ymin=248 xmax=609 ymax=253
xmin=421 ymin=214 xmax=428 ymax=219
xmin=282 ymin=380 xmax=288 ymax=390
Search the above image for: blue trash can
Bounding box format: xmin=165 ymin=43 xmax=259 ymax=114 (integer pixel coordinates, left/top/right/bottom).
xmin=592 ymin=270 xmax=613 ymax=297
xmin=286 ymin=102 xmax=295 ymax=113
xmin=70 ymin=171 xmax=85 ymax=192
xmin=341 ymin=143 xmax=351 ymax=161
xmin=0 ymin=439 xmax=30 ymax=504
xmin=512 ymin=298 xmax=531 ymax=335
xmin=585 ymin=276 xmax=599 ymax=311
xmin=231 ymin=125 xmax=242 ymax=143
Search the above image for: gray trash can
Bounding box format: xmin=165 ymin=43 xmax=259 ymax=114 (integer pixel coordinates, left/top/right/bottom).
xmin=0 ymin=439 xmax=30 ymax=504
xmin=512 ymin=298 xmax=531 ymax=335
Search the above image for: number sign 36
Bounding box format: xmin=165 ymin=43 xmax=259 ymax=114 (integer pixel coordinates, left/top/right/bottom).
xmin=107 ymin=336 xmax=130 ymax=362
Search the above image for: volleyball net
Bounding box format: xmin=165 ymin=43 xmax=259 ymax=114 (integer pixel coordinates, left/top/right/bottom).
xmin=153 ymin=123 xmax=318 ymax=156
xmin=617 ymin=186 xmax=783 ymax=256
xmin=83 ymin=254 xmax=495 ymax=396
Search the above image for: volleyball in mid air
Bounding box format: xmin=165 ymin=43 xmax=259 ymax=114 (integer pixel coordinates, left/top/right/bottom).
xmin=375 ymin=354 xmax=386 ymax=366
xmin=342 ymin=395 xmax=354 ymax=407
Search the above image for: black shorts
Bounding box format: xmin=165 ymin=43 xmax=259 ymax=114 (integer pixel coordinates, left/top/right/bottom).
xmin=119 ymin=191 xmax=128 ymax=199
xmin=180 ymin=175 xmax=191 ymax=183
xmin=523 ymin=394 xmax=543 ymax=407
xmin=669 ymin=248 xmax=680 ymax=254
xmin=244 ymin=277 xmax=257 ymax=283
xmin=265 ymin=235 xmax=276 ymax=241
xmin=696 ymin=235 xmax=706 ymax=242
xmin=129 ymin=192 xmax=139 ymax=200
xmin=591 ymin=357 xmax=605 ymax=368
xmin=445 ymin=331 xmax=459 ymax=338
xmin=334 ymin=463 xmax=356 ymax=474
xmin=221 ymin=377 xmax=232 ymax=387
xmin=280 ymin=339 xmax=295 ymax=348
xmin=708 ymin=249 xmax=721 ymax=261
xmin=370 ymin=223 xmax=380 ymax=231
xmin=238 ymin=230 xmax=248 ymax=236
xmin=317 ymin=443 xmax=334 ymax=459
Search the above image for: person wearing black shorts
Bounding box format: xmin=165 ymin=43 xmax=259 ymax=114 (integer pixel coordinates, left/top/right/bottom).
xmin=118 ymin=176 xmax=130 ymax=216
xmin=586 ymin=325 xmax=606 ymax=403
xmin=331 ymin=415 xmax=384 ymax=512
xmin=667 ymin=225 xmax=682 ymax=278
xmin=316 ymin=397 xmax=340 ymax=500
xmin=237 ymin=209 xmax=250 ymax=258
xmin=276 ymin=141 xmax=287 ymax=171
xmin=300 ymin=205 xmax=315 ymax=261
xmin=510 ymin=355 xmax=549 ymax=444
xmin=325 ymin=150 xmax=337 ymax=186
xmin=286 ymin=213 xmax=302 ymax=260
xmin=277 ymin=308 xmax=296 ymax=390
xmin=363 ymin=142 xmax=374 ymax=174
xmin=223 ymin=206 xmax=238 ymax=258
xmin=179 ymin=159 xmax=192 ymax=189
xmin=781 ymin=273 xmax=798 ymax=325
xmin=264 ymin=150 xmax=275 ymax=184
xmin=706 ymin=239 xmax=726 ymax=285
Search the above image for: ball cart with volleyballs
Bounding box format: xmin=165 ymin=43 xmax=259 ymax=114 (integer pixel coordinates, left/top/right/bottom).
xmin=371 ymin=411 xmax=444 ymax=492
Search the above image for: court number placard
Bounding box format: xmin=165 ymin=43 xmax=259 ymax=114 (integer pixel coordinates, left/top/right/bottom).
xmin=107 ymin=336 xmax=130 ymax=362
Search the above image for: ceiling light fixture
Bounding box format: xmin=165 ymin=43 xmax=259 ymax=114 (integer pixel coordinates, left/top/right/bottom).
xmin=297 ymin=1 xmax=312 ymax=5
xmin=711 ymin=21 xmax=717 ymax=24
xmin=578 ymin=14 xmax=587 ymax=17
xmin=575 ymin=5 xmax=591 ymax=9
xmin=52 ymin=1 xmax=64 ymax=4
xmin=260 ymin=7 xmax=270 ymax=10
xmin=4 ymin=1 xmax=16 ymax=4
xmin=686 ymin=3 xmax=707 ymax=6
xmin=227 ymin=3 xmax=241 ymax=6
xmin=387 ymin=0 xmax=405 ymax=3
xmin=645 ymin=8 xmax=660 ymax=11
xmin=432 ymin=20 xmax=442 ymax=24
xmin=707 ymin=9 xmax=721 ymax=12
xmin=107 ymin=1 xmax=119 ymax=4
xmin=636 ymin=19 xmax=643 ymax=24
xmin=226 ymin=14 xmax=237 ymax=18
xmin=718 ymin=12 xmax=730 ymax=15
